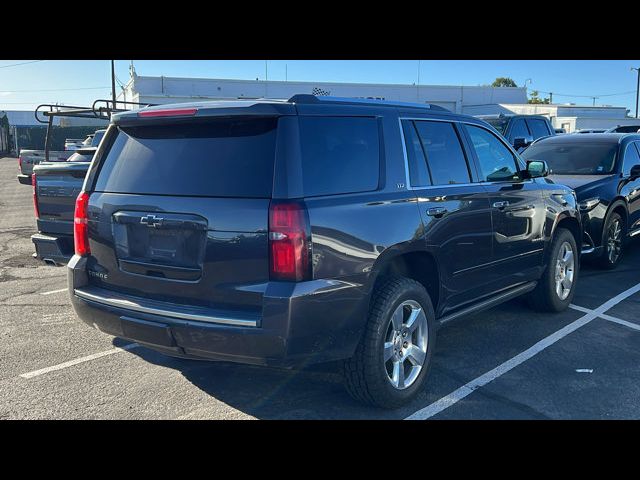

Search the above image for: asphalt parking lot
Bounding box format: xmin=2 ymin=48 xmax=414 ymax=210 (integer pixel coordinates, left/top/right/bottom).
xmin=1 ymin=155 xmax=640 ymax=420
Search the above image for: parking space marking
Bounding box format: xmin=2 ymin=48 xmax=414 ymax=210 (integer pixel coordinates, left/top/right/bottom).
xmin=405 ymin=282 xmax=640 ymax=420
xmin=20 ymin=343 xmax=140 ymax=379
xmin=570 ymin=304 xmax=640 ymax=332
xmin=40 ymin=288 xmax=68 ymax=296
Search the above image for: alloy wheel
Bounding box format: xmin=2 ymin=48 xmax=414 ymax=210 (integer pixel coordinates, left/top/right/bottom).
xmin=606 ymin=219 xmax=622 ymax=264
xmin=384 ymin=300 xmax=428 ymax=390
xmin=554 ymin=241 xmax=575 ymax=300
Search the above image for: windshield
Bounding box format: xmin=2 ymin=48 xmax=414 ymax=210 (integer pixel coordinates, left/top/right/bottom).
xmin=522 ymin=142 xmax=618 ymax=175
xmin=482 ymin=118 xmax=508 ymax=135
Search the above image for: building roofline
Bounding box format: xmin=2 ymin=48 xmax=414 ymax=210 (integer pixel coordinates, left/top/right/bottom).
xmin=130 ymin=74 xmax=526 ymax=91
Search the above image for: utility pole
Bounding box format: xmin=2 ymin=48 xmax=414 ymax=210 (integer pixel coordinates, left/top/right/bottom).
xmin=549 ymin=92 xmax=553 ymax=104
xmin=111 ymin=60 xmax=116 ymax=108
xmin=591 ymin=96 xmax=598 ymax=107
xmin=417 ymin=60 xmax=421 ymax=101
xmin=633 ymin=67 xmax=640 ymax=118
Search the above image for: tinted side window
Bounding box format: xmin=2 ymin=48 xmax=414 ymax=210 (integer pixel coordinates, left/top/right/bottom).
xmin=526 ymin=118 xmax=551 ymax=140
xmin=509 ymin=118 xmax=530 ymax=141
xmin=298 ymin=117 xmax=380 ymax=197
xmin=623 ymin=142 xmax=640 ymax=176
xmin=466 ymin=125 xmax=520 ymax=182
xmin=413 ymin=121 xmax=470 ymax=185
xmin=401 ymin=120 xmax=431 ymax=187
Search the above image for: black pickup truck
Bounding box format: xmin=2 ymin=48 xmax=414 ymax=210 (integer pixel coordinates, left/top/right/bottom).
xmin=31 ymin=147 xmax=95 ymax=265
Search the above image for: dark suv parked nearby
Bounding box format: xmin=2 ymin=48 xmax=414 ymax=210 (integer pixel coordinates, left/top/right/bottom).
xmin=476 ymin=114 xmax=555 ymax=152
xmin=68 ymin=96 xmax=581 ymax=408
xmin=522 ymin=133 xmax=640 ymax=269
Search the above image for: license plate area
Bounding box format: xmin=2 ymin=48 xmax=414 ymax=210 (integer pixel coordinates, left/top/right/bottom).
xmin=112 ymin=211 xmax=208 ymax=281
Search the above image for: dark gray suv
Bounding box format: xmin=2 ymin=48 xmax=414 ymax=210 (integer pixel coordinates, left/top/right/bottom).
xmin=68 ymin=95 xmax=581 ymax=408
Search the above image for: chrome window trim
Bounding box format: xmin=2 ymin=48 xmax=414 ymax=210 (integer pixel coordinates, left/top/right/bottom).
xmin=74 ymin=288 xmax=258 ymax=327
xmin=398 ymin=117 xmax=522 ymax=190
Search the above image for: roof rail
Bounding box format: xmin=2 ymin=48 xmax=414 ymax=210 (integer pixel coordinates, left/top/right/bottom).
xmin=288 ymin=94 xmax=450 ymax=111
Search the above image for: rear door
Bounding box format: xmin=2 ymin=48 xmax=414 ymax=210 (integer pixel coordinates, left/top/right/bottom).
xmin=402 ymin=119 xmax=494 ymax=313
xmin=462 ymin=123 xmax=545 ymax=289
xmin=84 ymin=116 xmax=280 ymax=314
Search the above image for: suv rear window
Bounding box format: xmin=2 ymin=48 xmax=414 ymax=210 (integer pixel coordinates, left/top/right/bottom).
xmin=299 ymin=116 xmax=380 ymax=197
xmin=94 ymin=118 xmax=278 ymax=197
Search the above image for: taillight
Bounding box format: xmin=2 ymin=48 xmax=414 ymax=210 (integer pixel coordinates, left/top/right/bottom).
xmin=74 ymin=192 xmax=91 ymax=256
xmin=269 ymin=201 xmax=311 ymax=281
xmin=138 ymin=107 xmax=198 ymax=118
xmin=18 ymin=156 xmax=22 ymax=169
xmin=32 ymin=174 xmax=39 ymax=218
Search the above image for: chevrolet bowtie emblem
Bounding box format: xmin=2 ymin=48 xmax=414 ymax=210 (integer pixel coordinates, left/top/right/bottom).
xmin=140 ymin=214 xmax=164 ymax=227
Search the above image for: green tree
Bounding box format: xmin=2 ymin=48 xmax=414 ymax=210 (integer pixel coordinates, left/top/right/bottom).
xmin=528 ymin=90 xmax=550 ymax=104
xmin=491 ymin=77 xmax=518 ymax=88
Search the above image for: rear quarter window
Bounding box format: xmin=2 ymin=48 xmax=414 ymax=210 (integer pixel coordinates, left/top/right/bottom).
xmin=94 ymin=117 xmax=278 ymax=198
xmin=298 ymin=116 xmax=380 ymax=197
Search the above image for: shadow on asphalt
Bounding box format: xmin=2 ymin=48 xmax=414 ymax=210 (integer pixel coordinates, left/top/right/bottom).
xmin=115 ymin=237 xmax=640 ymax=419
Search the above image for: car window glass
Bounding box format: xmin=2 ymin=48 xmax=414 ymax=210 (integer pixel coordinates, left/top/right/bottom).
xmin=298 ymin=116 xmax=380 ymax=197
xmin=412 ymin=121 xmax=470 ymax=185
xmin=623 ymin=142 xmax=640 ymax=175
xmin=510 ymin=118 xmax=530 ymax=141
xmin=526 ymin=118 xmax=551 ymax=140
xmin=402 ymin=120 xmax=431 ymax=187
xmin=466 ymin=125 xmax=520 ymax=182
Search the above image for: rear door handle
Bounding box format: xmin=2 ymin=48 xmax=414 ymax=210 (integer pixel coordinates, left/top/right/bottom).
xmin=493 ymin=201 xmax=510 ymax=209
xmin=426 ymin=207 xmax=448 ymax=217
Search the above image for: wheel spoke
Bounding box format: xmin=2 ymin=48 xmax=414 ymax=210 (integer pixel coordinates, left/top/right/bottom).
xmin=392 ymin=360 xmax=405 ymax=389
xmin=562 ymin=277 xmax=572 ymax=290
xmin=405 ymin=307 xmax=423 ymax=333
xmin=391 ymin=307 xmax=403 ymax=331
xmin=406 ymin=345 xmax=426 ymax=366
xmin=563 ymin=249 xmax=574 ymax=265
xmin=556 ymin=280 xmax=563 ymax=298
xmin=384 ymin=342 xmax=394 ymax=362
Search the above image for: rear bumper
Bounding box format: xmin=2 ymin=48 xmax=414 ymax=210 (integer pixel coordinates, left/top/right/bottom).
xmin=68 ymin=255 xmax=370 ymax=368
xmin=18 ymin=174 xmax=32 ymax=185
xmin=32 ymin=233 xmax=73 ymax=265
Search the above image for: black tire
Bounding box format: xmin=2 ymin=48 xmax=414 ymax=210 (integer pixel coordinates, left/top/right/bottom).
xmin=597 ymin=211 xmax=625 ymax=270
xmin=343 ymin=277 xmax=436 ymax=409
xmin=528 ymin=228 xmax=578 ymax=312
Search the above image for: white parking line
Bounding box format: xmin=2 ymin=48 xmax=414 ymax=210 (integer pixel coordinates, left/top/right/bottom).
xmin=40 ymin=288 xmax=68 ymax=296
xmin=20 ymin=343 xmax=140 ymax=379
xmin=405 ymin=282 xmax=640 ymax=420
xmin=570 ymin=304 xmax=640 ymax=332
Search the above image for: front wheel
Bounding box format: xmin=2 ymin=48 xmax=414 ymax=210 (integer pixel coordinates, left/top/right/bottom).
xmin=597 ymin=212 xmax=625 ymax=270
xmin=343 ymin=277 xmax=436 ymax=409
xmin=528 ymin=228 xmax=578 ymax=312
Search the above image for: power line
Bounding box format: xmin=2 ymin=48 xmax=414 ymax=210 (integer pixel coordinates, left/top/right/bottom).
xmin=0 ymin=60 xmax=44 ymax=69
xmin=537 ymin=89 xmax=635 ymax=98
xmin=0 ymin=86 xmax=109 ymax=93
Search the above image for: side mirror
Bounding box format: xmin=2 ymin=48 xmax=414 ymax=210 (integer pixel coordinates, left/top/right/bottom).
xmin=513 ymin=136 xmax=533 ymax=151
xmin=526 ymin=160 xmax=551 ymax=178
xmin=630 ymin=164 xmax=640 ymax=179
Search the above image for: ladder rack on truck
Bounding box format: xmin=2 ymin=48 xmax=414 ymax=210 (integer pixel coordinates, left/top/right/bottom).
xmin=34 ymin=99 xmax=157 ymax=162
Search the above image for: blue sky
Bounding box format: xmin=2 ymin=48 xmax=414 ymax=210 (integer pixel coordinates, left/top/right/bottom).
xmin=1 ymin=60 xmax=639 ymax=114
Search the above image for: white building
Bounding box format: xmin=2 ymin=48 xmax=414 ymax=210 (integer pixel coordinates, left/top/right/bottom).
xmin=117 ymin=73 xmax=528 ymax=114
xmin=462 ymin=103 xmax=639 ymax=133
